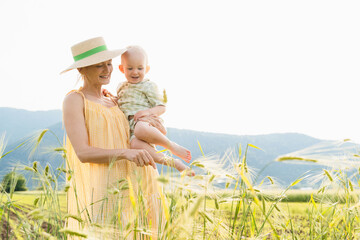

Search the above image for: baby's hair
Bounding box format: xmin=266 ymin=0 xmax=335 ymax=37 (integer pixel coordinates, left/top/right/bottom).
xmin=122 ymin=45 xmax=149 ymax=65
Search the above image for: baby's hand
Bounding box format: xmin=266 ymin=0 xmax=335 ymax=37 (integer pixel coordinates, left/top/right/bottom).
xmin=102 ymin=89 xmax=119 ymax=102
xmin=134 ymin=110 xmax=151 ymax=121
xmin=102 ymin=89 xmax=111 ymax=97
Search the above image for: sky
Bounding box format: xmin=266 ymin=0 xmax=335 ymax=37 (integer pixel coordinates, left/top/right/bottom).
xmin=1 ymin=0 xmax=360 ymax=143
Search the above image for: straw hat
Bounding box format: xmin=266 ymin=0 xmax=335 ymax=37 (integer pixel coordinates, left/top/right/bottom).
xmin=60 ymin=37 xmax=126 ymax=74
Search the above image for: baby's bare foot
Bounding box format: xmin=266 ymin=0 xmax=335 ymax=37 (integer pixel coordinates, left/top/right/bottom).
xmin=169 ymin=142 xmax=192 ymax=163
xmin=174 ymin=159 xmax=195 ymax=177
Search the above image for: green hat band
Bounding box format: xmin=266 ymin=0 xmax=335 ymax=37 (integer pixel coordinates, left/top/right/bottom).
xmin=73 ymin=45 xmax=108 ymax=62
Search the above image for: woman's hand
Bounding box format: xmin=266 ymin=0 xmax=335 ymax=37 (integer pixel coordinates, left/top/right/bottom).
xmin=138 ymin=115 xmax=167 ymax=135
xmin=124 ymin=149 xmax=157 ymax=169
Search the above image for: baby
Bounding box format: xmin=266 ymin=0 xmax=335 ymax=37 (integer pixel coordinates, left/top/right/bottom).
xmin=116 ymin=45 xmax=194 ymax=175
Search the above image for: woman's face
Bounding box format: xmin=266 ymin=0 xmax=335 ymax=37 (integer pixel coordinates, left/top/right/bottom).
xmin=80 ymin=59 xmax=113 ymax=86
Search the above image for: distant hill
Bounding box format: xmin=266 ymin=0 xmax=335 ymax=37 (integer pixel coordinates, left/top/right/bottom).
xmin=0 ymin=107 xmax=62 ymax=144
xmin=0 ymin=108 xmax=357 ymax=189
xmin=167 ymin=129 xmax=323 ymax=186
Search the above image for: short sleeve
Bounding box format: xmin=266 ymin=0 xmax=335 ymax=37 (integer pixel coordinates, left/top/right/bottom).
xmin=144 ymin=81 xmax=165 ymax=107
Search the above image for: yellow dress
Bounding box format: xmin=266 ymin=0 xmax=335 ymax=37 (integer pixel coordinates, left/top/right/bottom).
xmin=65 ymin=89 xmax=165 ymax=239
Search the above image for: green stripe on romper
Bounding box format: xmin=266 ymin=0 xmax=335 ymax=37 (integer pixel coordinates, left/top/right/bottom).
xmin=73 ymin=45 xmax=107 ymax=61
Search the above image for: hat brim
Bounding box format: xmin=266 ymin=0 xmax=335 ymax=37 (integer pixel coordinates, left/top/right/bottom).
xmin=60 ymin=48 xmax=126 ymax=74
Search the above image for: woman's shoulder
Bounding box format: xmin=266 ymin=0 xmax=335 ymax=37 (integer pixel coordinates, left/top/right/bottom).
xmin=63 ymin=91 xmax=84 ymax=109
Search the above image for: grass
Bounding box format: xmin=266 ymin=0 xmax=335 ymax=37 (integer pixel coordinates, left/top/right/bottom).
xmin=2 ymin=192 xmax=318 ymax=239
xmin=1 ymin=130 xmax=360 ymax=239
xmin=1 ymin=192 xmax=66 ymax=212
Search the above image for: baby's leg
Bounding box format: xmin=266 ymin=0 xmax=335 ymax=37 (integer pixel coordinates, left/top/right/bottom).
xmin=131 ymin=137 xmax=194 ymax=176
xmin=134 ymin=121 xmax=192 ymax=163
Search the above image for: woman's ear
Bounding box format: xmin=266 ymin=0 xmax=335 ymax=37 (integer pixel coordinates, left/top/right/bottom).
xmin=146 ymin=65 xmax=150 ymax=73
xmin=119 ymin=65 xmax=125 ymax=73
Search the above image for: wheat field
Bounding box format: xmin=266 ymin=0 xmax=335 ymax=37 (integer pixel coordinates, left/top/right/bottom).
xmin=1 ymin=130 xmax=360 ymax=239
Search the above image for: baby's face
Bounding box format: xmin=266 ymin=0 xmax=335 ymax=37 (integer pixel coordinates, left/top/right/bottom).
xmin=122 ymin=53 xmax=148 ymax=84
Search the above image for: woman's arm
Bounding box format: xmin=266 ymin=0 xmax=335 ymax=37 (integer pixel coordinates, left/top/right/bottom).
xmin=134 ymin=105 xmax=166 ymax=121
xmin=137 ymin=114 xmax=167 ymax=135
xmin=63 ymin=92 xmax=156 ymax=169
xmin=148 ymin=105 xmax=166 ymax=116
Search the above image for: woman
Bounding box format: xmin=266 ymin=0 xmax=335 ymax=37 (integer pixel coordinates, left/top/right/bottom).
xmin=62 ymin=37 xmax=165 ymax=238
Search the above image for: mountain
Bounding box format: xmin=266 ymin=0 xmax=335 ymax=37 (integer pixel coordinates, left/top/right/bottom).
xmin=0 ymin=108 xmax=357 ymax=189
xmin=167 ymin=129 xmax=323 ymax=186
xmin=0 ymin=107 xmax=62 ymax=144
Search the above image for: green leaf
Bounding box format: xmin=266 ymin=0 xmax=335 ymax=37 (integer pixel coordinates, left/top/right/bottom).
xmin=197 ymin=140 xmax=205 ymax=157
xmin=59 ymin=228 xmax=88 ymax=238
xmin=291 ymin=178 xmax=303 ymax=187
xmin=214 ymin=198 xmax=219 ymax=210
xmin=349 ymin=180 xmax=354 ymax=191
xmin=267 ymin=176 xmax=274 ymax=184
xmin=323 ymin=170 xmax=333 ymax=182
xmin=248 ymin=143 xmax=262 ymax=151
xmin=156 ymin=148 xmax=169 ymax=153
xmin=157 ymin=176 xmax=169 ymax=184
